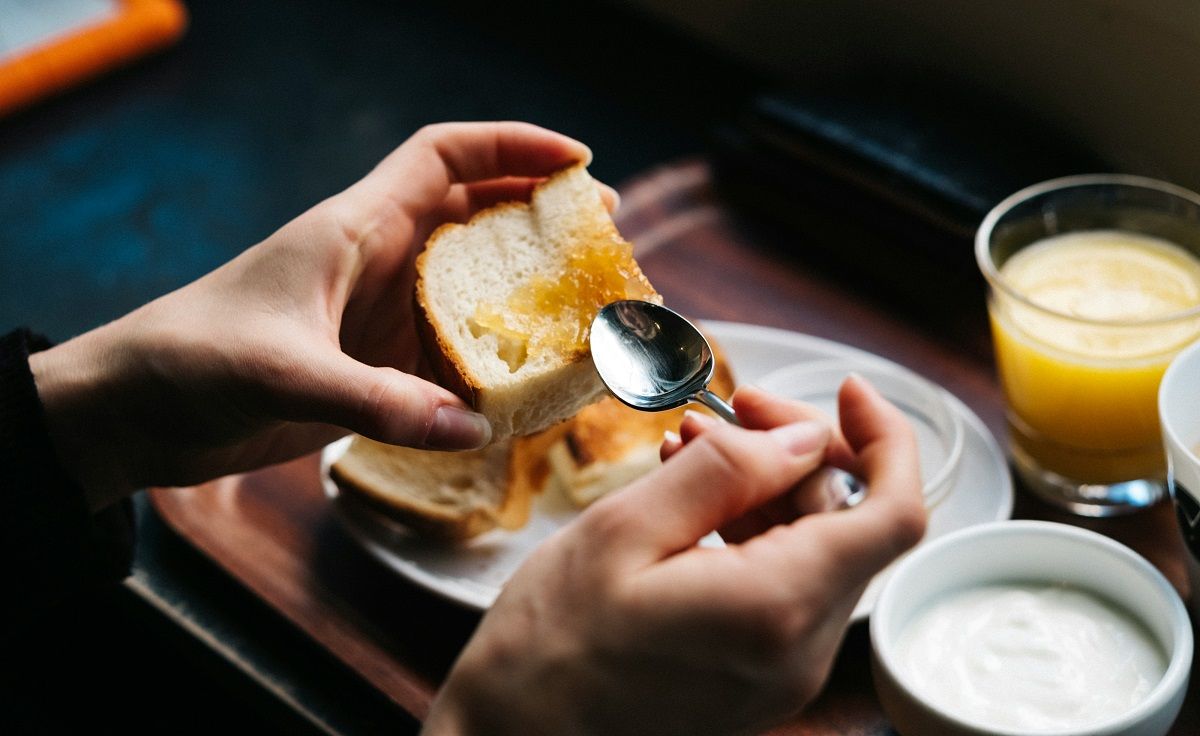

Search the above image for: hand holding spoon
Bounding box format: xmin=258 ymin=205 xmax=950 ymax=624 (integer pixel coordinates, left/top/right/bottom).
xmin=590 ymin=300 xmax=865 ymax=507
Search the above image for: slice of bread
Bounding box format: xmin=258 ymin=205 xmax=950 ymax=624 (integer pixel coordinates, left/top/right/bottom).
xmin=416 ymin=164 xmax=660 ymax=439
xmin=523 ymin=333 xmax=736 ymax=507
xmin=330 ymin=437 xmax=530 ymax=542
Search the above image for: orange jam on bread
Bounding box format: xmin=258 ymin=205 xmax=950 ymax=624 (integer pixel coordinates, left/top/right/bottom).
xmin=470 ymin=235 xmax=657 ymax=371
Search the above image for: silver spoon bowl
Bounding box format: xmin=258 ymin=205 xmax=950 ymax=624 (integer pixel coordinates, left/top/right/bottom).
xmin=590 ymin=300 xmax=737 ymax=422
xmin=590 ymin=300 xmax=865 ymax=507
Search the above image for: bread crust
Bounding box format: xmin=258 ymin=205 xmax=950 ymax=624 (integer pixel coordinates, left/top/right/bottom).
xmin=414 ymin=280 xmax=479 ymax=408
xmin=334 ymin=473 xmax=494 ymax=542
xmin=330 ymin=436 xmax=527 ymax=542
xmin=331 ymin=462 xmax=496 ymax=542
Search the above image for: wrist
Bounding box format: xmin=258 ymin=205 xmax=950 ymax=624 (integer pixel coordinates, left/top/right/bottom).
xmin=423 ymin=660 xmax=495 ymax=736
xmin=421 ymin=695 xmax=467 ymax=736
xmin=423 ymin=630 xmax=588 ymax=736
xmin=30 ymin=323 xmax=137 ymax=510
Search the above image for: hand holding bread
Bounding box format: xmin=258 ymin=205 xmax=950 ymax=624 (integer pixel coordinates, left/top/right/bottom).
xmin=332 ymin=157 xmax=665 ymax=540
xmin=32 ymin=122 xmax=600 ymax=508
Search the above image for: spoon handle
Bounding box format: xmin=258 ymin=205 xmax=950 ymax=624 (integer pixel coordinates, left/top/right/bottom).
xmin=693 ymin=389 xmax=740 ymax=425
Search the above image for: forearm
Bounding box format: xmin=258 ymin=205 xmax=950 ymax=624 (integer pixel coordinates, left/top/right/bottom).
xmin=421 ymin=700 xmax=466 ymax=736
xmin=0 ymin=328 xmax=135 ymax=633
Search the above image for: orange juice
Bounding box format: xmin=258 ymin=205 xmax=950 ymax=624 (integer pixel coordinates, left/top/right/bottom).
xmin=990 ymin=231 xmax=1200 ymax=483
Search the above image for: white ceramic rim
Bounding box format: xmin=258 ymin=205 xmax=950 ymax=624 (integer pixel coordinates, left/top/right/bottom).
xmin=756 ymin=357 xmax=965 ymax=507
xmin=975 ymin=173 xmax=1200 ymax=328
xmin=871 ymin=520 xmax=1193 ymax=736
xmin=1159 ymin=338 xmax=1200 ymax=465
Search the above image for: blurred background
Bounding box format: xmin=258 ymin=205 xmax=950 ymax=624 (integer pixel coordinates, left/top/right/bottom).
xmin=0 ymin=0 xmax=1191 ymax=732
xmin=632 ymin=0 xmax=1200 ymax=185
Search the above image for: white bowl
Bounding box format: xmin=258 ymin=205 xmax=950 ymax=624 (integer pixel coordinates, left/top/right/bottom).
xmin=757 ymin=358 xmax=964 ymax=508
xmin=871 ymin=521 xmax=1192 ymax=736
xmin=1160 ymin=339 xmax=1200 ymax=596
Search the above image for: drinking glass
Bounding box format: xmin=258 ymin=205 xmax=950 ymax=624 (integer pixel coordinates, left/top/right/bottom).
xmin=977 ymin=175 xmax=1200 ymax=516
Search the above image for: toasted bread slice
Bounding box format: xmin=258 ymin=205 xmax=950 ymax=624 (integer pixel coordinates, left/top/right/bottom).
xmin=529 ymin=333 xmax=736 ymax=507
xmin=330 ymin=437 xmax=529 ymax=542
xmin=415 ymin=164 xmax=659 ymax=439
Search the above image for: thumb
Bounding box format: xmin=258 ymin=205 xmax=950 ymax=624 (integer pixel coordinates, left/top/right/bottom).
xmin=585 ymin=420 xmax=830 ymax=564
xmin=279 ymin=351 xmax=492 ymax=450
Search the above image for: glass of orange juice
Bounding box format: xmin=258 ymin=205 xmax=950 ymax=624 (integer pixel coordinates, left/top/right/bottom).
xmin=977 ymin=175 xmax=1200 ymax=516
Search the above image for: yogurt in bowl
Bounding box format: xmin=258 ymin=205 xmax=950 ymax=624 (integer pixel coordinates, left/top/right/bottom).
xmin=871 ymin=521 xmax=1191 ymax=736
xmin=895 ymin=582 xmax=1166 ymax=731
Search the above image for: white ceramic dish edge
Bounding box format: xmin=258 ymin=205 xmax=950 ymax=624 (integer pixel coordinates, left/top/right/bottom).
xmin=871 ymin=520 xmax=1193 ymax=736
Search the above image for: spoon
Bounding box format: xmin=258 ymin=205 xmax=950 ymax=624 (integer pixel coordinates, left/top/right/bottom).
xmin=590 ymin=299 xmax=737 ymax=422
xmin=591 ymin=300 xmax=865 ymax=507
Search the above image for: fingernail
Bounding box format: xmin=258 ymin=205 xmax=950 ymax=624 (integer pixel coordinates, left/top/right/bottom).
xmin=768 ymin=420 xmax=829 ymax=456
xmin=425 ymin=405 xmax=492 ymax=450
xmin=683 ymin=409 xmax=719 ymax=429
xmin=662 ymin=427 xmax=681 ymax=451
xmin=844 ymin=372 xmax=882 ymax=400
xmin=661 ymin=431 xmax=682 ymax=459
xmin=578 ymin=144 xmax=594 ymax=166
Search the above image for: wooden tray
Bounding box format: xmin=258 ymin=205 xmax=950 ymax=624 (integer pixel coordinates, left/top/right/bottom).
xmin=151 ymin=160 xmax=1199 ymax=733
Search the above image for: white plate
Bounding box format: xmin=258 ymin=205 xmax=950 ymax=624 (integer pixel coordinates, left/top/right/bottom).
xmin=322 ymin=321 xmax=1014 ymax=618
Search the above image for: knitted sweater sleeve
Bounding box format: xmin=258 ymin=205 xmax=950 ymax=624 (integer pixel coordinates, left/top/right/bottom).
xmin=0 ymin=329 xmax=134 ymax=634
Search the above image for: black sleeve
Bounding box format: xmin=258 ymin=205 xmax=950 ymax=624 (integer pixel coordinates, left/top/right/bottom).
xmin=0 ymin=329 xmax=135 ymax=636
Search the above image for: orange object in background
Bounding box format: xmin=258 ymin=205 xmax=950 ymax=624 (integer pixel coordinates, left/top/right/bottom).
xmin=0 ymin=0 xmax=187 ymax=117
